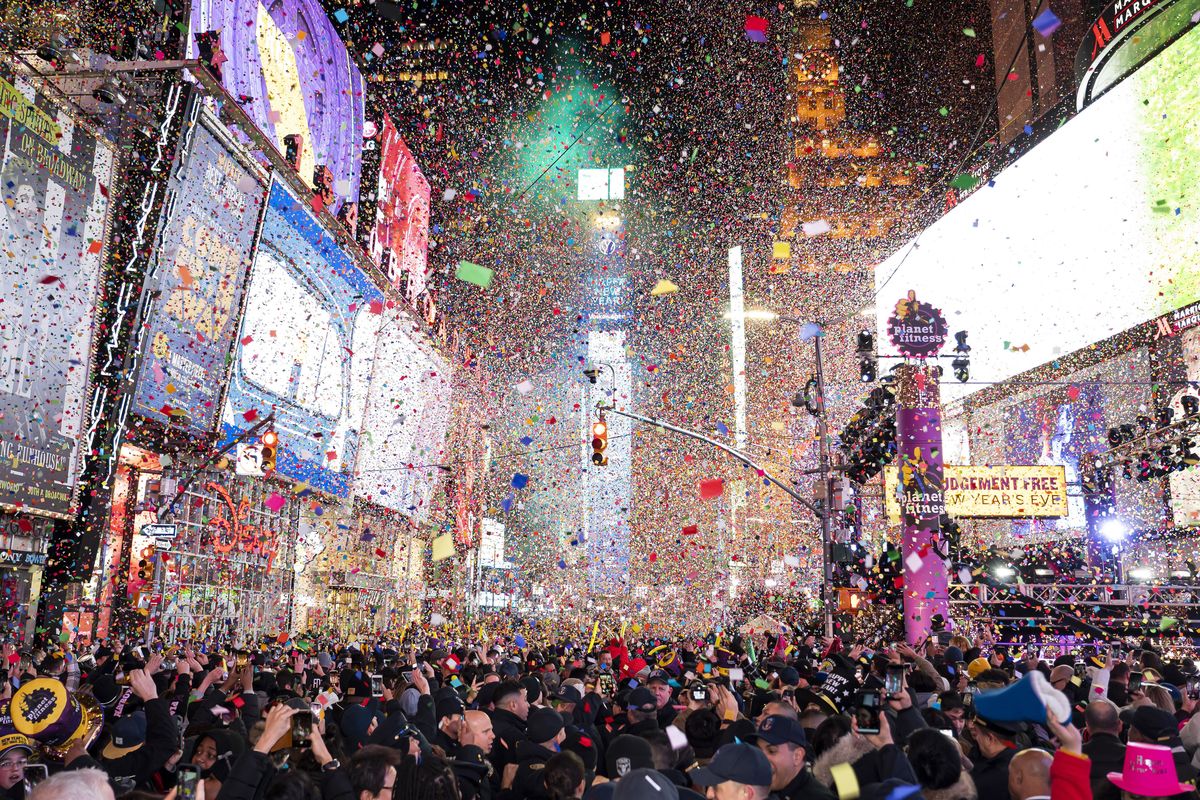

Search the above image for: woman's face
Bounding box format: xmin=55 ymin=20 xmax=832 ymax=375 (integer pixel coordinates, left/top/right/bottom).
xmin=193 ymin=737 xmax=218 ymax=771
xmin=0 ymin=750 xmax=28 ymax=790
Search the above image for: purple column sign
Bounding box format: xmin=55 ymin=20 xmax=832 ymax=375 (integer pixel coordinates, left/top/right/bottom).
xmin=894 ymin=364 xmax=950 ymax=644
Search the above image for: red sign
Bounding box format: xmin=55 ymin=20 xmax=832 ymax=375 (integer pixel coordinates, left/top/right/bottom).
xmin=205 ymin=482 xmax=281 ymax=571
xmin=369 ymin=114 xmax=431 ymax=302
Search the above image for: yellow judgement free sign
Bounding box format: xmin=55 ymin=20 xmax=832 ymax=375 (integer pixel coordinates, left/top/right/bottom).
xmin=884 ymin=465 xmax=1069 ymax=523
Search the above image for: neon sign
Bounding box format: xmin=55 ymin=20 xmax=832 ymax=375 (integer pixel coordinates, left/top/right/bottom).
xmin=204 ymin=482 xmax=281 ymax=570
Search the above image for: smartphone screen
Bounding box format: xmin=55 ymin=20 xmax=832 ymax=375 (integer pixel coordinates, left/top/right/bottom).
xmin=23 ymin=764 xmax=49 ymax=793
xmin=885 ymin=666 xmax=904 ymax=696
xmin=1188 ymin=678 xmax=1200 ymax=700
xmin=856 ymin=691 xmax=882 ymax=735
xmin=291 ymin=709 xmax=314 ymax=746
xmin=370 ymin=674 xmax=384 ymax=698
xmin=177 ymin=765 xmax=200 ymax=800
xmin=1129 ymin=671 xmax=1144 ymax=693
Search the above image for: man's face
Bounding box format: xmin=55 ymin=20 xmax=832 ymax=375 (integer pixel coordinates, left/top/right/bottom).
xmin=599 ymin=653 xmax=613 ymax=668
xmin=511 ymin=689 xmax=531 ymax=720
xmin=0 ymin=751 xmax=27 ymax=790
xmin=650 ymin=681 xmax=672 ymax=708
xmin=758 ymin=741 xmax=804 ymax=790
xmin=467 ymin=712 xmax=495 ymax=753
xmin=945 ymin=707 xmax=966 ymax=734
xmin=705 ymin=780 xmax=748 ymax=800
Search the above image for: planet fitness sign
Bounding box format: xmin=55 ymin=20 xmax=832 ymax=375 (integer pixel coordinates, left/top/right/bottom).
xmin=887 ymin=291 xmax=948 ymax=359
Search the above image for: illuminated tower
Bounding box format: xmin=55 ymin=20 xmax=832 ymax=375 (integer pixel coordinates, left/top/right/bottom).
xmin=779 ymin=12 xmax=914 ymax=273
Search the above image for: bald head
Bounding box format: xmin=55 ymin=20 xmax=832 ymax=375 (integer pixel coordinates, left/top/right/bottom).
xmin=1008 ymin=749 xmax=1053 ymax=800
xmin=465 ymin=710 xmax=495 ymax=753
xmin=1085 ymin=699 xmax=1121 ymax=736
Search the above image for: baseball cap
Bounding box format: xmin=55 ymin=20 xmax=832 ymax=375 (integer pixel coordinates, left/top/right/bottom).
xmin=690 ymin=742 xmax=773 ymax=788
xmin=554 ymin=684 xmax=583 ymax=705
xmin=627 ymin=687 xmax=657 ymax=713
xmin=748 ymin=714 xmax=808 ymax=747
xmin=1130 ymin=706 xmax=1181 ymax=743
xmin=778 ymin=667 xmax=800 ymax=686
xmin=614 ymin=768 xmax=680 ymax=800
xmin=102 ymin=711 xmax=147 ymax=759
xmin=646 ymin=669 xmax=671 ymax=686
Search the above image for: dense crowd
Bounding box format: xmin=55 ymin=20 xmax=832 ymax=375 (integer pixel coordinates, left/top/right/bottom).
xmin=1 ymin=622 xmax=1198 ymax=800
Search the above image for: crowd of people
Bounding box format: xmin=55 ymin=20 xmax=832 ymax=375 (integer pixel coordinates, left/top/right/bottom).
xmin=1 ymin=624 xmax=1198 ymax=800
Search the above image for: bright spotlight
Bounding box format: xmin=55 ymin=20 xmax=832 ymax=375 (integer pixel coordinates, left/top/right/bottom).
xmin=1100 ymin=518 xmax=1130 ymax=542
xmin=993 ymin=566 xmax=1016 ymax=580
xmin=1128 ymin=567 xmax=1154 ymax=582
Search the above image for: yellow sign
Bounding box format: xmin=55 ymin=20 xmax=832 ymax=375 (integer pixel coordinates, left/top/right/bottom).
xmin=883 ymin=465 xmax=1068 ymax=523
xmin=0 ymin=77 xmax=62 ymax=145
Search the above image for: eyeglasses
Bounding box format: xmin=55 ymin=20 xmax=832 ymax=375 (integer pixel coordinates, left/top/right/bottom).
xmin=0 ymin=759 xmax=28 ymax=769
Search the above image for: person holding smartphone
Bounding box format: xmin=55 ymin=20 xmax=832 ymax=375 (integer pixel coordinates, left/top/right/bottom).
xmin=0 ymin=734 xmax=34 ymax=799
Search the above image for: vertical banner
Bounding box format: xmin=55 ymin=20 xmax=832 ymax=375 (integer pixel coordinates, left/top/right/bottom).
xmin=133 ymin=104 xmax=267 ymax=432
xmin=0 ymin=69 xmax=115 ymax=519
xmin=894 ymin=364 xmax=950 ymax=644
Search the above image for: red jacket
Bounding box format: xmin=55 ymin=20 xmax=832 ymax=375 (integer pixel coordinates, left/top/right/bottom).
xmin=1052 ymin=750 xmax=1094 ymax=800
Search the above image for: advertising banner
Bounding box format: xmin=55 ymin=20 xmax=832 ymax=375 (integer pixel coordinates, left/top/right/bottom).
xmin=895 ymin=364 xmax=949 ymax=644
xmin=190 ymin=0 xmax=365 ymax=212
xmin=369 ymin=114 xmax=430 ymax=300
xmin=884 ymin=465 xmax=1069 ymax=523
xmin=353 ymin=310 xmax=433 ymax=513
xmin=0 ymin=70 xmax=114 ymax=518
xmin=134 ymin=109 xmax=266 ymax=432
xmin=222 ymin=178 xmax=383 ymax=498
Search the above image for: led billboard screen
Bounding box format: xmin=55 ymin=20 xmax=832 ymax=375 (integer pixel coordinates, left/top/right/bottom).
xmin=368 ymin=114 xmax=430 ymax=301
xmin=190 ymin=0 xmax=365 ymax=211
xmin=875 ymin=23 xmax=1200 ymax=402
xmin=0 ymin=70 xmax=115 ymax=518
xmin=222 ymin=179 xmax=383 ymax=497
xmin=352 ymin=312 xmax=449 ymax=515
xmin=134 ymin=108 xmax=266 ymax=433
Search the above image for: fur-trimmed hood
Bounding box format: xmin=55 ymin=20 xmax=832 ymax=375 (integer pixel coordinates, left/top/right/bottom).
xmin=814 ymin=735 xmax=878 ymax=787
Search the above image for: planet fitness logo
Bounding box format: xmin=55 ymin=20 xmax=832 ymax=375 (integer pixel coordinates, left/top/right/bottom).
xmin=887 ymin=291 xmax=948 ymax=359
xmin=20 ymin=686 xmax=57 ymax=724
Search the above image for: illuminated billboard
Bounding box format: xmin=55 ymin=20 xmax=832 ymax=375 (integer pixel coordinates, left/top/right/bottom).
xmin=883 ymin=465 xmax=1068 ymax=523
xmin=352 ymin=312 xmax=450 ymax=515
xmin=189 ymin=0 xmax=365 ymax=211
xmin=368 ymin=114 xmax=430 ymax=301
xmin=875 ymin=23 xmax=1200 ymax=403
xmin=578 ymin=168 xmax=625 ymax=200
xmin=134 ymin=108 xmax=266 ymax=433
xmin=0 ymin=69 xmax=114 ymax=518
xmin=222 ymin=179 xmax=383 ymax=497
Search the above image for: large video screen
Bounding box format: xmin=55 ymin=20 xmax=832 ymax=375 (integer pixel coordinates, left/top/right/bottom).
xmin=222 ymin=179 xmax=383 ymax=497
xmin=352 ymin=313 xmax=436 ymax=514
xmin=0 ymin=70 xmax=114 ymax=518
xmin=368 ymin=114 xmax=430 ymax=301
xmin=190 ymin=0 xmax=365 ymax=212
xmin=875 ymin=23 xmax=1200 ymax=401
xmin=967 ymin=348 xmax=1163 ymax=541
xmin=134 ymin=109 xmax=266 ymax=433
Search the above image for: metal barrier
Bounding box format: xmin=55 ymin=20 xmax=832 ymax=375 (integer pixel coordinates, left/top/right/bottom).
xmin=948 ymin=583 xmax=1200 ymax=627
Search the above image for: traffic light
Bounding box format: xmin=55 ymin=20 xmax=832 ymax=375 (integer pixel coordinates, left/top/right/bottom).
xmin=856 ymin=331 xmax=876 ymax=383
xmin=261 ymin=429 xmax=279 ymax=472
xmin=952 ymin=330 xmax=970 ymax=383
xmin=591 ymin=418 xmax=608 ymax=466
xmin=135 ymin=548 xmax=154 ymax=582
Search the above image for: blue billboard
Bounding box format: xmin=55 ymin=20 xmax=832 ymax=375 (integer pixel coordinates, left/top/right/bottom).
xmin=134 ymin=110 xmax=266 ymax=433
xmin=221 ymin=179 xmax=384 ymax=497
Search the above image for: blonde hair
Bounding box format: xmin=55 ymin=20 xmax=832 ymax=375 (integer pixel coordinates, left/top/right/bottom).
xmin=948 ymin=635 xmax=972 ymax=652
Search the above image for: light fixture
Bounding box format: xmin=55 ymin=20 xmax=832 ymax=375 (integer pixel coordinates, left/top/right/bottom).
xmin=993 ymin=565 xmax=1016 ymax=579
xmin=1099 ymin=518 xmax=1129 ymax=542
xmin=93 ymin=77 xmax=129 ymax=106
xmin=1128 ymin=567 xmax=1154 ymax=582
